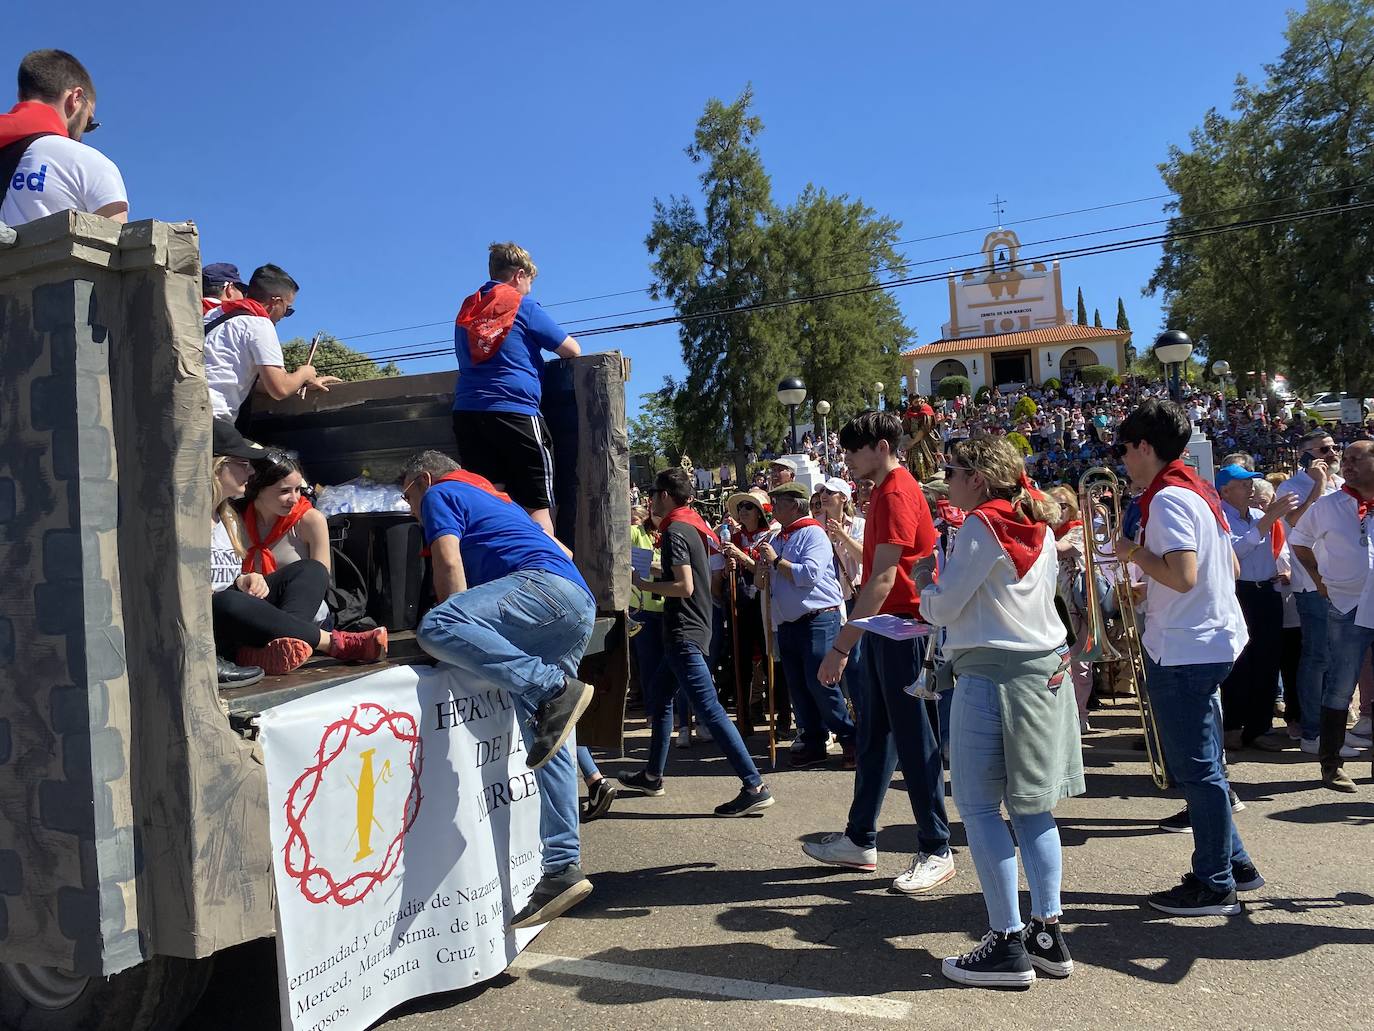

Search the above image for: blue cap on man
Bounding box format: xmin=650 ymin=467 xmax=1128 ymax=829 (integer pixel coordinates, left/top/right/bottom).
xmin=202 ymin=262 xmax=246 ymax=289
xmin=1215 ymin=464 xmax=1262 ymax=489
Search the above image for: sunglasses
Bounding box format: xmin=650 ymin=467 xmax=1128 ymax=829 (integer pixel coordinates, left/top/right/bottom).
xmin=1311 ymin=444 xmax=1341 ymax=455
xmin=942 ymin=465 xmax=976 ymax=478
xmin=737 ymin=501 xmax=758 ymax=512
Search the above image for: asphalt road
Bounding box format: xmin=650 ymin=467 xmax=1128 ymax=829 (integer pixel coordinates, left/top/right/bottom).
xmin=187 ymin=703 xmax=1374 ymax=1031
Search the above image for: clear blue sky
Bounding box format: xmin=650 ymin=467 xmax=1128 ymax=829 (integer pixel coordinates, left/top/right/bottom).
xmin=10 ymin=1 xmax=1296 ymax=417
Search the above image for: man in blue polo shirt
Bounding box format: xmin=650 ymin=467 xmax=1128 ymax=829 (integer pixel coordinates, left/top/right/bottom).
xmin=401 ymin=449 xmax=596 ymax=929
xmin=452 ymin=241 xmax=580 ymax=540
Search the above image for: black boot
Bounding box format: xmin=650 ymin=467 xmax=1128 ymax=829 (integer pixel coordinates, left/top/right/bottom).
xmin=1319 ymin=707 xmax=1356 ymax=793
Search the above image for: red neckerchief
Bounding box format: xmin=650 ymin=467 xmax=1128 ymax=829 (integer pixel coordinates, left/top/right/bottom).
xmin=970 ymin=498 xmax=1048 ymax=580
xmin=1271 ymin=515 xmax=1286 ymax=560
xmin=778 ymin=517 xmax=823 ymax=542
xmin=1139 ymin=460 xmax=1229 ymax=532
xmin=732 ymin=525 xmax=772 ymax=559
xmin=455 ymin=282 xmax=522 ymax=364
xmin=242 ymin=496 xmax=313 ymax=574
xmin=0 ymin=101 xmax=69 ymax=147
xmin=201 ymin=297 xmax=220 ymax=314
xmin=1341 ymin=484 xmax=1373 ymax=521
xmin=662 ymin=506 xmax=720 ymax=551
xmin=433 ymin=469 xmax=512 ymax=503
xmin=208 ymin=297 xmax=272 ymax=320
xmin=1053 ymin=518 xmax=1083 ymax=540
xmin=936 ymin=498 xmax=966 ymax=528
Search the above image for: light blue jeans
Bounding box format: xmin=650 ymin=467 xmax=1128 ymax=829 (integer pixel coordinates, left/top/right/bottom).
xmin=950 ymin=672 xmax=1063 ymax=934
xmin=418 ymin=569 xmax=595 ymax=873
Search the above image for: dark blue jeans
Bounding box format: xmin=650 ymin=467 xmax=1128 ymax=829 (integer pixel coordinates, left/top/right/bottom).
xmin=777 ymin=609 xmax=856 ymax=751
xmin=646 ymin=639 xmax=763 ymax=789
xmin=1295 ymin=590 xmax=1329 ymax=740
xmin=844 ymin=634 xmax=950 ymax=855
xmin=1144 ymin=654 xmax=1252 ymax=894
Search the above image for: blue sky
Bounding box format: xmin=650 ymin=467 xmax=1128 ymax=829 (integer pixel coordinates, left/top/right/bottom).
xmin=9 ymin=1 xmax=1296 ymax=417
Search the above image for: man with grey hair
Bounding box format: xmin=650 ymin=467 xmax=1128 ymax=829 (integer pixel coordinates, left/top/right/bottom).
xmin=400 ymin=449 xmax=596 ymax=927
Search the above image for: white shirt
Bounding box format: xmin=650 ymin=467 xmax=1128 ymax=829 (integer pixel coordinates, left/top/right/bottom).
xmin=1 ymin=135 xmax=126 ymax=225
xmin=919 ymin=516 xmax=1065 ymax=655
xmin=1288 ymin=489 xmax=1373 ymax=615
xmin=1141 ymin=486 xmax=1248 ymax=666
xmin=203 ymin=306 xmax=285 ymax=418
xmin=1277 ymin=467 xmax=1344 ymax=592
xmin=210 ymin=518 xmax=239 ymax=593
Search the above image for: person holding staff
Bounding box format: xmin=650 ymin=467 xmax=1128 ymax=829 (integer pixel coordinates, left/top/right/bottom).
xmin=1109 ymin=399 xmax=1264 ymax=917
xmin=916 ymin=436 xmax=1081 ymax=988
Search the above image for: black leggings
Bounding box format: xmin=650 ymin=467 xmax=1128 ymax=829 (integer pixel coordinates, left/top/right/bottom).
xmin=213 ymin=560 xmax=329 ymax=656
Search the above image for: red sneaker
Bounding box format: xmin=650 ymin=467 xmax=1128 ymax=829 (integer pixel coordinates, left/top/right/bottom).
xmin=330 ymin=627 xmax=388 ymax=664
xmin=236 ymin=637 xmax=313 ymax=676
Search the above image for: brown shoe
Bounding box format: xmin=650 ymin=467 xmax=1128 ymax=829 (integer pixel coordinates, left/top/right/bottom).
xmin=1322 ymin=768 xmax=1357 ymax=793
xmin=237 ymin=638 xmax=312 ymax=676
xmin=330 ymin=627 xmax=389 ymax=664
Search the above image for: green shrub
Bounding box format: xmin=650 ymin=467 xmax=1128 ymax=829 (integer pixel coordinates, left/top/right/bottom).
xmin=937 ymin=375 xmax=971 ymax=400
xmin=1012 ymin=396 xmax=1038 ymax=422
xmin=1006 ymin=431 xmax=1033 ymax=456
xmin=1042 ymin=377 xmax=1062 ymax=391
xmin=1078 ymin=364 xmax=1117 ymax=386
xmin=975 ymin=385 xmax=993 ymax=404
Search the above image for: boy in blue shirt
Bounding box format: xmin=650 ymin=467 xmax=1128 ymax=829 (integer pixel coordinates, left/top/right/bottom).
xmin=402 ymin=449 xmax=595 ymax=929
xmin=452 ymin=242 xmax=580 ymax=540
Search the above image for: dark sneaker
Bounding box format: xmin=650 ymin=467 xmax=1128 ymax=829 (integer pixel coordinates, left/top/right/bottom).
xmin=616 ymin=770 xmax=665 ymax=796
xmin=509 ymin=863 xmax=593 ymax=929
xmin=941 ymin=930 xmax=1035 ymax=989
xmin=789 ymin=748 xmax=828 ymax=769
xmin=216 ymin=655 xmax=265 ymax=687
xmin=1158 ymin=806 xmax=1192 ymax=833
xmin=580 ymin=778 xmax=618 ymax=823
xmin=1232 ymin=861 xmax=1265 ymax=892
xmin=1024 ymin=918 xmax=1073 ymax=978
xmin=714 ymin=783 xmax=774 ymax=817
xmin=1147 ymin=873 xmax=1242 ymax=917
xmin=526 ymin=677 xmax=595 ymax=771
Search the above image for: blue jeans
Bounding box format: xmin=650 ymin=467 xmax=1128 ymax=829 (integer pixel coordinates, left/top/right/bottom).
xmin=418 ymin=569 xmax=595 ymax=872
xmin=950 ymin=672 xmax=1062 ymax=933
xmin=646 ymin=640 xmax=762 ymax=789
xmin=576 ymin=746 xmax=599 ymax=780
xmin=1295 ymin=590 xmax=1330 ymax=739
xmin=1323 ymin=602 xmax=1374 ymax=711
xmin=777 ymin=610 xmax=856 ymax=750
xmin=1143 ymin=654 xmax=1252 ymax=894
xmin=841 ymin=636 xmax=864 ymax=721
xmin=845 ymin=634 xmax=951 ymax=854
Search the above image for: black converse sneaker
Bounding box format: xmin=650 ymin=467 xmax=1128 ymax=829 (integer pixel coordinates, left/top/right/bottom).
xmin=510 ymin=863 xmax=593 ymax=929
xmin=941 ymin=930 xmax=1035 ymax=988
xmin=616 ymin=770 xmax=665 ymax=796
xmin=1147 ymin=873 xmax=1242 ymax=917
xmin=1157 ymin=806 xmax=1192 ymax=833
xmin=714 ymin=783 xmax=774 ymax=817
xmin=1023 ymin=918 xmax=1073 ymax=977
xmin=1232 ymin=860 xmax=1265 ymax=892
xmin=526 ymin=677 xmax=595 ymax=770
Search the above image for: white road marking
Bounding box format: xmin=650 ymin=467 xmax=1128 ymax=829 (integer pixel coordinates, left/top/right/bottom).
xmin=510 ymin=951 xmax=914 ymax=1020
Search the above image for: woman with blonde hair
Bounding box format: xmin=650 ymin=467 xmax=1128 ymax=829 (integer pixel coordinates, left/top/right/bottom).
xmin=916 ymin=436 xmax=1082 ymax=988
xmin=1047 ymin=485 xmax=1093 ymax=732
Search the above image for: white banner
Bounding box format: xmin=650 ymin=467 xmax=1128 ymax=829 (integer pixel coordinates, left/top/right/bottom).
xmin=259 ymin=665 xmax=546 ymax=1031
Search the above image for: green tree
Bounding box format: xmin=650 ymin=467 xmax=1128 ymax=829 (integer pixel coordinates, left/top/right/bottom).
xmin=1093 ymin=308 xmax=1103 ymax=328
xmin=280 ymin=334 xmax=400 ymax=381
xmin=1012 ymin=396 xmax=1038 ymax=422
xmin=1079 ymin=364 xmax=1118 ymax=386
xmin=1116 ymin=297 xmax=1130 ymax=331
xmin=937 ymin=375 xmax=970 ymax=400
xmin=628 ymin=381 xmax=683 ymax=470
xmin=1076 ymin=287 xmax=1088 ymax=325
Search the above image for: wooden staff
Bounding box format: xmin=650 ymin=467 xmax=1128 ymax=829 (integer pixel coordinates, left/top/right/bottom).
xmin=726 ymin=560 xmax=751 ymax=737
xmin=758 ymin=566 xmax=777 ymax=769
xmin=296 ymin=332 xmax=323 ymax=398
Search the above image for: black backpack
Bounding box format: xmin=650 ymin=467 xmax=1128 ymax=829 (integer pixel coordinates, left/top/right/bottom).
xmin=326 ymin=547 xmax=376 ymax=631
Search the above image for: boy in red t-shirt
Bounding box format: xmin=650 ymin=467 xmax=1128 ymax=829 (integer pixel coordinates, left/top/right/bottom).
xmin=804 ymin=411 xmax=954 ymax=893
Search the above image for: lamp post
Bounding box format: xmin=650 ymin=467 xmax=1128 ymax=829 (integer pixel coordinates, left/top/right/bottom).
xmin=815 ymin=399 xmax=831 ymax=470
xmin=1211 ymin=359 xmax=1231 ymax=426
xmin=1153 ymin=330 xmax=1194 ymax=403
xmin=873 ymin=381 xmax=885 ymax=410
xmin=777 ymin=377 xmax=807 ymax=455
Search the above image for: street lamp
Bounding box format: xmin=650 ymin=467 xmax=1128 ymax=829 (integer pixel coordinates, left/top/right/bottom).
xmin=815 ymin=399 xmax=832 ymax=469
xmin=1211 ymin=359 xmax=1231 ymax=425
xmin=777 ymin=377 xmax=807 ymax=454
xmin=873 ymin=381 xmax=885 ymax=409
xmin=1153 ymin=330 xmax=1194 ymax=403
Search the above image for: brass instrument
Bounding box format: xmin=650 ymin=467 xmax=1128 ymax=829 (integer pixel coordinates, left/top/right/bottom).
xmin=1077 ymin=467 xmax=1169 ymax=790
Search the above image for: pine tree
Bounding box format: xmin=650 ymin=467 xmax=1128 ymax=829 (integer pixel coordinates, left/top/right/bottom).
xmin=1116 ymin=296 xmax=1130 ymax=331
xmin=1093 ymin=308 xmax=1103 ymax=328
xmin=1076 ymin=287 xmax=1088 ymax=325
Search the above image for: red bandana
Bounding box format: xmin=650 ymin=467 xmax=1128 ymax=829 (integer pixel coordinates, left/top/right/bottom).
xmin=242 ymin=496 xmax=313 ymax=574
xmin=209 ymin=297 xmax=272 ymax=320
xmin=433 ymin=469 xmax=512 ymax=503
xmin=936 ymin=499 xmax=966 ymax=528
xmin=0 ymin=101 xmax=69 ymax=148
xmin=1139 ymin=460 xmax=1230 ymax=532
xmin=1053 ymin=518 xmax=1083 ymax=540
xmin=1341 ymin=484 xmax=1373 ymax=521
xmin=455 ymin=283 xmax=522 ymax=364
xmin=778 ymin=517 xmax=823 ymax=541
xmin=662 ymin=506 xmax=720 ymax=552
xmin=1271 ymin=515 xmax=1286 ymax=560
xmin=970 ymin=498 xmax=1048 ymax=580
xmin=731 ymin=525 xmax=773 ymax=559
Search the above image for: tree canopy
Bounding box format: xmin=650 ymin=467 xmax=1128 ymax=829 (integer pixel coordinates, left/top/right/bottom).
xmin=280 ymin=334 xmax=400 ymax=381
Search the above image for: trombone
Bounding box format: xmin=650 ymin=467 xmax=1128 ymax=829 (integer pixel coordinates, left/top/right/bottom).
xmin=1077 ymin=467 xmax=1169 ymax=790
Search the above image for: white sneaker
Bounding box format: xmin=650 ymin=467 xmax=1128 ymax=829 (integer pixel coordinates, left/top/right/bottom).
xmin=893 ymin=850 xmax=956 ymax=894
xmin=674 ymin=726 xmax=690 ymax=749
xmin=801 ymin=832 xmax=877 ymax=872
xmin=1352 ymin=716 xmax=1372 ymax=739
xmin=1301 ymin=737 xmax=1360 ymax=759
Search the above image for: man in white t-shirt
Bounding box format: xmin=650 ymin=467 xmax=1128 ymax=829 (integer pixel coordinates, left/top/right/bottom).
xmin=1276 ymin=429 xmax=1345 ymax=746
xmin=0 ymin=50 xmax=127 ymax=227
xmin=1287 ymin=438 xmax=1374 ymax=793
xmin=203 ymin=263 xmax=339 ymax=455
xmin=1111 ymin=398 xmax=1260 ymax=918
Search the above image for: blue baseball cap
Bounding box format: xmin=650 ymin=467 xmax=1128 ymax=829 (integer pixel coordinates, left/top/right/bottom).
xmin=202 ymin=262 xmax=246 ymax=288
xmin=1215 ymin=464 xmax=1262 ymax=489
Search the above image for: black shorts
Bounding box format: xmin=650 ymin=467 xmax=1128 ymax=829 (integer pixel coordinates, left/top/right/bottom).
xmin=452 ymin=410 xmax=555 ymax=511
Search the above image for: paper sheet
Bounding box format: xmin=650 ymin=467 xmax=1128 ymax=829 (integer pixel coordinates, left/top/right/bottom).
xmin=849 ymin=614 xmax=932 ymax=640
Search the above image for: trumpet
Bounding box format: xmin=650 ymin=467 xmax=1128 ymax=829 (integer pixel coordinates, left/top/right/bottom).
xmin=1077 ymin=467 xmax=1168 ymax=790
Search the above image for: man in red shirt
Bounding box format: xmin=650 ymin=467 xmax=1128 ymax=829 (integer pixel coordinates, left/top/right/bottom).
xmin=804 ymin=411 xmax=955 ymax=893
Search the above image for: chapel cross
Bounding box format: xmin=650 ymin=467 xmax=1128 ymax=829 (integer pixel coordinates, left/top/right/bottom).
xmin=989 ymin=194 xmax=1008 ymax=225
